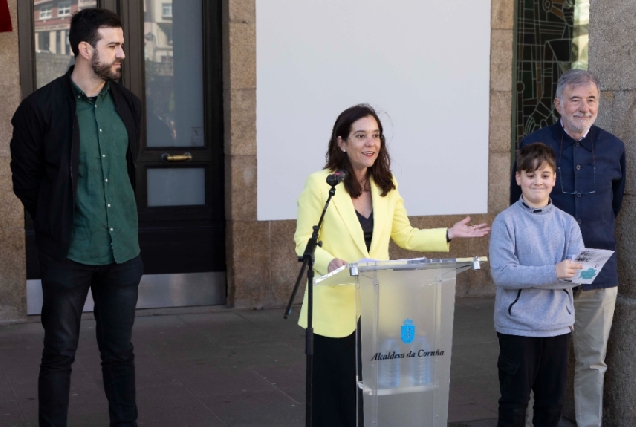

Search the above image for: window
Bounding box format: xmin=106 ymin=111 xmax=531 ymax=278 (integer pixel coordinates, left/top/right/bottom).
xmin=39 ymin=5 xmax=52 ymax=19
xmin=513 ymin=0 xmax=590 ymax=147
xmin=32 ymin=0 xmax=75 ymax=87
xmin=165 ymin=26 xmax=173 ymax=45
xmin=37 ymin=31 xmax=50 ymax=52
xmin=78 ymin=0 xmax=97 ymax=11
xmin=162 ymin=3 xmax=173 ymax=18
xmin=57 ymin=1 xmax=71 ymax=17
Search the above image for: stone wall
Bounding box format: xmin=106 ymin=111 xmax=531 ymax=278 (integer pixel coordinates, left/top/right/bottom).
xmin=222 ymin=0 xmax=514 ymax=308
xmin=586 ymin=1 xmax=636 ymax=424
xmin=0 ymin=0 xmax=26 ymax=321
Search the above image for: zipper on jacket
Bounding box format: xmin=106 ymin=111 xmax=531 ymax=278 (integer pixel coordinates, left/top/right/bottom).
xmin=563 ymin=289 xmax=572 ymax=314
xmin=508 ymin=289 xmax=522 ymax=315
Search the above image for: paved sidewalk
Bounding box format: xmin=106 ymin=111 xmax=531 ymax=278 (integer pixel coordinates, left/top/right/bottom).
xmin=0 ymin=298 xmax=574 ymax=426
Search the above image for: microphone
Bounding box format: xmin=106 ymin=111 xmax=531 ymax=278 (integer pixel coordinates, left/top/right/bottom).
xmin=326 ymin=170 xmax=347 ymax=186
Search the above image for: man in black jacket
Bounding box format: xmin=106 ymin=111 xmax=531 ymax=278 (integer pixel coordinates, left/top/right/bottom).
xmin=10 ymin=9 xmax=142 ymax=427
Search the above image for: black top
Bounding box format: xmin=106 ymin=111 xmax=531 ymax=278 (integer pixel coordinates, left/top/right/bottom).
xmin=356 ymin=210 xmax=374 ymax=251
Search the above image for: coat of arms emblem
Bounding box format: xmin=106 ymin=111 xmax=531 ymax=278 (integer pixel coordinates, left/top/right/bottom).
xmin=401 ymin=319 xmax=415 ymax=344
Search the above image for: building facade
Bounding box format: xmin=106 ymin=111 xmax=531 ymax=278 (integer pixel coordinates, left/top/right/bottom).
xmin=1 ymin=1 xmax=635 ymax=422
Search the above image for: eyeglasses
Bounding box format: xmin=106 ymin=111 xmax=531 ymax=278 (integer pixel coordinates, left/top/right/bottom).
xmin=558 ymin=135 xmax=596 ymax=195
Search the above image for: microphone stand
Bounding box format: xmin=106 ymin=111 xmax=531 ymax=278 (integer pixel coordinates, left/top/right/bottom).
xmin=284 ymin=180 xmax=339 ymax=427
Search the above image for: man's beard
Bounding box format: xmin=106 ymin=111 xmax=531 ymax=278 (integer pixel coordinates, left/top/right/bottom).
xmin=91 ymin=51 xmax=122 ymax=81
xmin=563 ymin=113 xmax=596 ymax=134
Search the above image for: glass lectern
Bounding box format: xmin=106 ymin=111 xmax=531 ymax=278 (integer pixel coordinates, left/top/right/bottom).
xmin=314 ymin=257 xmax=486 ymax=427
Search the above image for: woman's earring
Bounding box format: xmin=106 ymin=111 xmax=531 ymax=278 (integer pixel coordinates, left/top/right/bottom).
xmin=342 ymin=149 xmax=346 ymax=153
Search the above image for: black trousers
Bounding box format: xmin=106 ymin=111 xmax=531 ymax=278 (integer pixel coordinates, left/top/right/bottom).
xmin=497 ymin=332 xmax=570 ymax=427
xmin=313 ymin=330 xmax=363 ymax=427
xmin=38 ymin=251 xmax=143 ymax=427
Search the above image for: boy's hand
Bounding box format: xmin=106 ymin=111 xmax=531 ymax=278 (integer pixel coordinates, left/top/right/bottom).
xmin=556 ymin=260 xmax=583 ymax=279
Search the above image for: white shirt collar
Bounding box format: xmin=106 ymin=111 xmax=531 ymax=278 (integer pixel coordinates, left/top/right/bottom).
xmin=560 ymin=119 xmax=589 ymax=141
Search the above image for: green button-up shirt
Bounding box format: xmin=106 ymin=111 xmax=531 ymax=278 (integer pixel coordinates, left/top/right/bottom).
xmin=67 ymin=81 xmax=140 ymax=265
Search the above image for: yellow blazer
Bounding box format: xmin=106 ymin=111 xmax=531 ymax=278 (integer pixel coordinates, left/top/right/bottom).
xmin=295 ymin=169 xmax=450 ymax=337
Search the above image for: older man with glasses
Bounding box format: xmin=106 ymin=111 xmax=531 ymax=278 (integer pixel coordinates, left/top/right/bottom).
xmin=510 ymin=69 xmax=625 ymax=427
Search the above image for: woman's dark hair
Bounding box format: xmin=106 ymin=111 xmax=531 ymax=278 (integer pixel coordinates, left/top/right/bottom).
xmin=516 ymin=142 xmax=557 ymax=173
xmin=325 ymin=104 xmax=396 ymax=198
xmin=69 ymin=8 xmax=122 ymax=57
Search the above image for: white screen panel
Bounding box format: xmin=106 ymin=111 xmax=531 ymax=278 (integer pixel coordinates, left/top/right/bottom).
xmin=257 ymin=0 xmax=491 ymax=220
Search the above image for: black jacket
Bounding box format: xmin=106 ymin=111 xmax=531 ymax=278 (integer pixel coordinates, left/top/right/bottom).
xmin=10 ymin=67 xmax=141 ymax=259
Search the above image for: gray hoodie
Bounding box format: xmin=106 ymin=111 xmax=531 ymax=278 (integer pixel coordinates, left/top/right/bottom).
xmin=489 ymin=199 xmax=584 ymax=337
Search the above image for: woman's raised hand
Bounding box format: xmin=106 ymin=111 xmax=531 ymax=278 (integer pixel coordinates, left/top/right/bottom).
xmin=447 ymin=216 xmax=491 ymax=239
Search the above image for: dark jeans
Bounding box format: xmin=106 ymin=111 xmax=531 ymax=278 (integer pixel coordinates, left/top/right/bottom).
xmin=38 ymin=251 xmax=143 ymax=427
xmin=497 ymin=332 xmax=570 ymax=427
xmin=313 ymin=330 xmax=363 ymax=427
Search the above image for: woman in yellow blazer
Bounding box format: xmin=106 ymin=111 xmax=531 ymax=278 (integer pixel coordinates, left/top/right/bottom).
xmin=294 ymin=104 xmax=489 ymax=427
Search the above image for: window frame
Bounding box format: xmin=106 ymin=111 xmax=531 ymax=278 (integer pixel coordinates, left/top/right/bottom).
xmin=18 ymin=1 xmax=116 ymax=97
xmin=57 ymin=1 xmax=72 ymax=17
xmin=165 ymin=26 xmax=173 ymax=45
xmin=162 ymin=3 xmax=173 ymax=18
xmin=39 ymin=4 xmax=53 ymax=20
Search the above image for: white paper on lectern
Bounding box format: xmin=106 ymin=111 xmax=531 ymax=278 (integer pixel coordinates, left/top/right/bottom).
xmin=312 ymin=258 xmax=379 ymax=285
xmin=313 ymin=257 xmax=430 ymax=287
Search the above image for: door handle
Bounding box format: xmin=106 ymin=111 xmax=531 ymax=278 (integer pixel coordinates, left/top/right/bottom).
xmin=161 ymin=152 xmax=192 ymax=162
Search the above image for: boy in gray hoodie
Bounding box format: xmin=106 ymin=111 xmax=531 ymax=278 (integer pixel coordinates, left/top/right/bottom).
xmin=490 ymin=142 xmax=584 ymax=427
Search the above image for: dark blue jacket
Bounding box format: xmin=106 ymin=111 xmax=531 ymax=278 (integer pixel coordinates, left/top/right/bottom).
xmin=510 ymin=123 xmax=626 ymax=290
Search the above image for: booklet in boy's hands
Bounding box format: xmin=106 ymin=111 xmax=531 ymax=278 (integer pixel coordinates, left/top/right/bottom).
xmin=570 ymin=248 xmax=615 ymax=285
